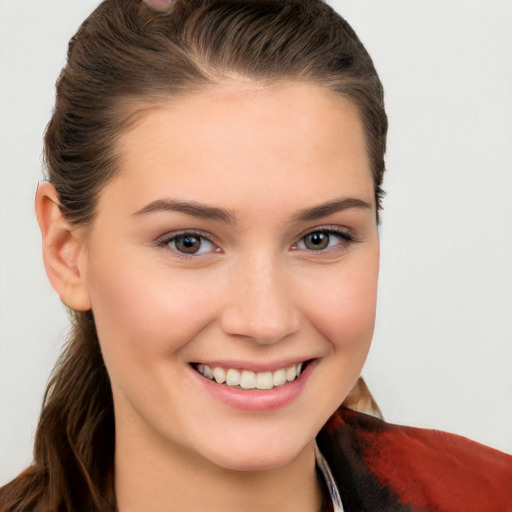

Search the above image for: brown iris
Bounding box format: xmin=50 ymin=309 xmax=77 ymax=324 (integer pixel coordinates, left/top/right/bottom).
xmin=303 ymin=232 xmax=329 ymax=250
xmin=175 ymin=235 xmax=202 ymax=254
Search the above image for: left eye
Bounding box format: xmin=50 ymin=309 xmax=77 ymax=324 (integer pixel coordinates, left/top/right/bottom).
xmin=160 ymin=233 xmax=218 ymax=255
xmin=295 ymin=230 xmax=352 ymax=251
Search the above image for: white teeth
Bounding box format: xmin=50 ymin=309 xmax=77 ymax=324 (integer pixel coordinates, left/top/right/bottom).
xmin=226 ymin=368 xmax=241 ymax=386
xmin=285 ymin=365 xmax=297 ymax=382
xmin=272 ymin=368 xmax=286 ymax=387
xmin=196 ymin=362 xmax=306 ymax=390
xmin=256 ymin=371 xmax=273 ymax=390
xmin=240 ymin=370 xmax=257 ymax=389
xmin=203 ymin=364 xmax=213 ymax=379
xmin=212 ymin=367 xmax=226 ymax=384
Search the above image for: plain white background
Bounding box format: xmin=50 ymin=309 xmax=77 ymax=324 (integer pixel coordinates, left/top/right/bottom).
xmin=1 ymin=0 xmax=511 ymax=485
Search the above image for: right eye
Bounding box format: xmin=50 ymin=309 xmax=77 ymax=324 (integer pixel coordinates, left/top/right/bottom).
xmin=157 ymin=231 xmax=220 ymax=256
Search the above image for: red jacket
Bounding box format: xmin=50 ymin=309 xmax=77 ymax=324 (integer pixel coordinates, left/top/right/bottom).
xmin=317 ymin=407 xmax=512 ymax=511
xmin=2 ymin=406 xmax=510 ymax=511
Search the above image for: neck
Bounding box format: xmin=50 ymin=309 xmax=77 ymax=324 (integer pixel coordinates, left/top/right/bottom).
xmin=114 ymin=412 xmax=323 ymax=512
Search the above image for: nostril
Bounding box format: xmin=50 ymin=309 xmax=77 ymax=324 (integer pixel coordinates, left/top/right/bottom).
xmin=219 ymin=268 xmax=301 ymax=343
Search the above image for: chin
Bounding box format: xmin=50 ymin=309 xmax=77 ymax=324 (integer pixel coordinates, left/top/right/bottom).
xmin=196 ymin=430 xmax=315 ymax=473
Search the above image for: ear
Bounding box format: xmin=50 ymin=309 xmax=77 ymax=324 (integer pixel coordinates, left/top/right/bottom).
xmin=35 ymin=182 xmax=91 ymax=311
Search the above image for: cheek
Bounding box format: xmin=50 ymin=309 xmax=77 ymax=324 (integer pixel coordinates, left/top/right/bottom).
xmin=299 ymin=251 xmax=379 ymax=352
xmin=84 ymin=247 xmax=218 ymax=365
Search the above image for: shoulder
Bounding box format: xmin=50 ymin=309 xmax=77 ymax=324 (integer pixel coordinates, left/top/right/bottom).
xmin=317 ymin=406 xmax=512 ymax=512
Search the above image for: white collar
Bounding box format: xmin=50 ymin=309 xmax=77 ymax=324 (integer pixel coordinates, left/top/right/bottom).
xmin=315 ymin=443 xmax=344 ymax=512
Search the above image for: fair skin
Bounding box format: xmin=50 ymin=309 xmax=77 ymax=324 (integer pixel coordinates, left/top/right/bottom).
xmin=36 ymin=82 xmax=380 ymax=511
xmin=142 ymin=0 xmax=175 ymax=14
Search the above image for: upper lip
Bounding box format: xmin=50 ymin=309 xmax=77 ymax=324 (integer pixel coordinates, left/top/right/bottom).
xmin=190 ymin=358 xmax=316 ymax=373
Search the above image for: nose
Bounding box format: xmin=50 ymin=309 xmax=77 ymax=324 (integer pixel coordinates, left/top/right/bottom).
xmin=219 ymin=255 xmax=301 ymax=344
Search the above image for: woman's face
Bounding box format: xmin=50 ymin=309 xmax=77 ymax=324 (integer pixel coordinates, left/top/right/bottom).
xmin=80 ymin=82 xmax=379 ymax=471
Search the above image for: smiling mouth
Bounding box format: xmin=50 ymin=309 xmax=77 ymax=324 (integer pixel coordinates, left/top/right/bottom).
xmin=191 ymin=361 xmax=311 ymax=390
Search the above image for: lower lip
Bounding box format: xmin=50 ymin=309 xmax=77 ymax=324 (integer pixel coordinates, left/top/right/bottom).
xmin=190 ymin=361 xmax=317 ymax=411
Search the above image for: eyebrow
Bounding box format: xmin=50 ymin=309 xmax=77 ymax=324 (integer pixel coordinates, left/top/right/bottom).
xmin=134 ymin=198 xmax=236 ymax=224
xmin=291 ymin=197 xmax=372 ymax=222
xmin=133 ymin=197 xmax=371 ymax=224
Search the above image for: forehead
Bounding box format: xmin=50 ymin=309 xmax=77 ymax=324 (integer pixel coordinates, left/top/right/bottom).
xmin=109 ymin=82 xmax=374 ymax=216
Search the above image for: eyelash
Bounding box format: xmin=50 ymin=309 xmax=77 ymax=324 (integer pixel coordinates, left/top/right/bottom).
xmin=155 ymin=227 xmax=358 ymax=258
xmin=155 ymin=230 xmax=220 ymax=258
xmin=292 ymin=227 xmax=357 ymax=253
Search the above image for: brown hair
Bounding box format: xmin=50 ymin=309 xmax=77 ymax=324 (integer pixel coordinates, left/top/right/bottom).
xmin=0 ymin=1 xmax=387 ymax=510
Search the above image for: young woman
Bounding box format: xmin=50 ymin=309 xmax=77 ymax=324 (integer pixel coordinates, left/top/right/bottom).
xmin=1 ymin=1 xmax=511 ymax=511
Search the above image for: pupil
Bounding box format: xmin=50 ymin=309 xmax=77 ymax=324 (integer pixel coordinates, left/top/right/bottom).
xmin=176 ymin=236 xmax=200 ymax=253
xmin=306 ymin=232 xmax=328 ymax=250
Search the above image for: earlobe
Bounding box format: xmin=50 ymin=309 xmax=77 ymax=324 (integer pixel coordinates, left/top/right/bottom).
xmin=35 ymin=182 xmax=91 ymax=311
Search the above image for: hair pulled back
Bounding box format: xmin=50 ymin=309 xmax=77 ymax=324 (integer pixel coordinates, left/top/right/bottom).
xmin=1 ymin=1 xmax=386 ymax=510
